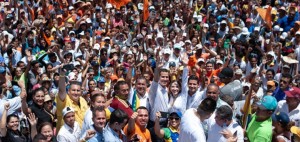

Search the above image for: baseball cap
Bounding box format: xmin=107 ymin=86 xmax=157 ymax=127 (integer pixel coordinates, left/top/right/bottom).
xmin=169 ymin=111 xmax=182 ymax=118
xmin=0 ymin=66 xmax=6 ymax=74
xmin=272 ymin=112 xmax=290 ymax=125
xmin=98 ymin=76 xmax=105 ymax=83
xmin=257 ymin=96 xmax=278 ymax=110
xmin=284 ymin=87 xmax=300 ymax=98
xmin=282 ymin=64 xmax=290 ymax=69
xmin=62 ymin=107 xmax=75 ymax=117
xmin=169 ymin=61 xmax=176 ymax=67
xmin=173 ymin=43 xmax=181 ymax=49
xmin=163 ymin=48 xmax=171 ymax=55
xmin=196 ymin=44 xmax=203 ymax=50
xmin=218 ymin=67 xmax=234 ymax=79
xmin=267 ymin=80 xmax=275 ymax=87
xmin=110 ymin=75 xmax=119 ymax=81
xmin=296 ymin=31 xmax=300 ymax=36
xmin=216 ymin=60 xmax=224 ymax=65
xmin=197 ymin=58 xmax=205 ymax=63
xmin=291 ymin=126 xmax=300 ymax=137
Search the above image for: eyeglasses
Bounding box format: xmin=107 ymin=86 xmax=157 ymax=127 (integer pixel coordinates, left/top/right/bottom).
xmin=169 ymin=117 xmax=180 ymax=120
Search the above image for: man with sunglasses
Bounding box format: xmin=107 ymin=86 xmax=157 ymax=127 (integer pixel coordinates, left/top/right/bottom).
xmin=272 ymin=73 xmax=292 ymax=101
xmin=246 ymin=95 xmax=278 ymax=142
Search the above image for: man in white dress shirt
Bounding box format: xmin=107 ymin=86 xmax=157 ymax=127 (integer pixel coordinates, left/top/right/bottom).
xmin=186 ymin=75 xmax=206 ymax=109
xmin=179 ymin=97 xmax=217 ymax=142
xmin=57 ymin=107 xmax=81 ymax=142
xmin=276 ymin=87 xmax=300 ymax=127
xmin=207 ymin=105 xmax=244 ymax=142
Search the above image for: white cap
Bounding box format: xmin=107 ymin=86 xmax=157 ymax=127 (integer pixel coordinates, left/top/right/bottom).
xmin=163 ymin=48 xmax=171 ymax=54
xmin=74 ymin=52 xmax=83 ymax=58
xmin=62 ymin=107 xmax=75 ymax=117
xmin=216 ymin=60 xmax=224 ymax=65
xmin=221 ymin=20 xmax=227 ymax=24
xmin=68 ymin=6 xmax=74 ymax=10
xmin=267 ymin=51 xmax=276 ymax=57
xmin=241 ymin=27 xmax=249 ymax=35
xmin=185 ymin=40 xmax=191 ymax=44
xmin=235 ymin=69 xmax=243 ymax=75
xmin=173 ymin=43 xmax=182 ymax=49
xmin=196 ymin=44 xmax=202 ymax=50
xmin=69 ymin=31 xmax=75 ymax=35
xmin=296 ymin=31 xmax=300 ymax=35
xmin=254 ymin=27 xmax=260 ymax=31
xmin=138 ymin=3 xmax=143 ymax=10
xmin=197 ymin=58 xmax=205 ymax=63
xmin=203 ymin=23 xmax=209 ymax=28
xmin=106 ymin=3 xmax=113 ymax=9
xmin=73 ymin=61 xmax=81 ymax=67
xmin=280 ymin=32 xmax=288 ymax=39
xmin=273 ymin=25 xmax=283 ymax=32
xmin=68 ymin=72 xmax=77 ymax=80
xmin=93 ymin=43 xmax=100 ymax=50
xmin=149 ymin=6 xmax=155 ymax=10
xmin=86 ymin=18 xmax=92 ymax=24
xmin=104 ymin=36 xmax=110 ymax=40
xmin=156 ymin=32 xmax=164 ymax=39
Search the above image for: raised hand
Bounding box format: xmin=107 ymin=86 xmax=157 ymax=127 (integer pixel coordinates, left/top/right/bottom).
xmin=85 ymin=129 xmax=96 ymax=140
xmin=4 ymin=102 xmax=10 ymax=110
xmin=28 ymin=113 xmax=38 ymax=126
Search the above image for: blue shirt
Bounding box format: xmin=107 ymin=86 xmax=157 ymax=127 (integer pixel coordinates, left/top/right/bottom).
xmin=103 ymin=124 xmax=126 ymax=142
xmin=81 ymin=125 xmax=105 ymax=142
xmin=4 ymin=50 xmax=22 ymax=68
xmin=272 ymin=87 xmax=287 ymax=102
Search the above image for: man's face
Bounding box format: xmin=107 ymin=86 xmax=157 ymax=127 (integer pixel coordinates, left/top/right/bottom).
xmin=188 ymin=79 xmax=198 ymax=94
xmin=136 ymin=79 xmax=147 ymax=95
xmin=117 ymin=84 xmax=130 ymax=100
xmin=215 ymin=113 xmax=226 ymax=127
xmin=159 ymin=71 xmax=170 ymax=87
xmin=206 ymin=85 xmax=219 ymax=101
xmin=64 ymin=112 xmax=75 ymax=127
xmin=93 ymin=111 xmax=106 ymax=129
xmin=68 ymin=84 xmax=81 ymax=102
xmin=206 ymin=63 xmax=213 ymax=72
xmin=280 ymin=77 xmax=290 ymax=90
xmin=256 ymin=106 xmax=272 ymax=121
xmin=286 ymin=97 xmax=300 ymax=108
xmin=136 ymin=109 xmax=149 ymax=128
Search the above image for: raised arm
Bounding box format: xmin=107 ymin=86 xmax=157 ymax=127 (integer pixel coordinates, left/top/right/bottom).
xmin=154 ymin=112 xmax=165 ymax=138
xmin=0 ymin=103 xmax=9 ymax=137
xmin=28 ymin=113 xmax=37 ymax=140
xmin=58 ymin=68 xmax=67 ymax=101
xmin=126 ymin=112 xmax=138 ymax=136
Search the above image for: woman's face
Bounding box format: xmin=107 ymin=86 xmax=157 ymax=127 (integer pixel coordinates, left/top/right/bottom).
xmin=170 ymin=82 xmax=180 ymax=96
xmin=33 ymin=90 xmax=45 ymax=106
xmin=7 ymin=117 xmax=19 ymax=131
xmin=41 ymin=125 xmax=53 ymax=141
xmin=89 ymin=81 xmax=96 ymax=91
xmin=92 ymin=96 xmax=106 ymax=108
xmin=15 ymin=67 xmax=23 ymax=77
xmin=46 ymin=65 xmax=53 ymax=73
xmin=168 ymin=114 xmax=180 ymax=128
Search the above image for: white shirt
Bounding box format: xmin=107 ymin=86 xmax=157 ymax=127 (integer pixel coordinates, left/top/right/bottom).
xmin=186 ymin=89 xmax=206 ymax=109
xmin=128 ymin=88 xmax=150 ymax=111
xmin=168 ymin=67 xmax=189 ymax=114
xmin=148 ymin=81 xmax=169 ymax=121
xmin=207 ymin=120 xmax=244 ymax=142
xmin=0 ymin=96 xmax=22 ymax=118
xmin=81 ymin=109 xmax=93 ymax=137
xmin=275 ymin=100 xmax=300 ymax=127
xmin=57 ymin=122 xmax=81 ymax=142
xmin=178 ymin=108 xmax=206 ymax=142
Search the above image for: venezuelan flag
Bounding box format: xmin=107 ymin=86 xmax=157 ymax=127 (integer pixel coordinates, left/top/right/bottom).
xmin=131 ymin=90 xmax=140 ymax=112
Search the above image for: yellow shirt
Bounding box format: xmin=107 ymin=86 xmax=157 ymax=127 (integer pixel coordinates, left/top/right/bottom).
xmin=56 ymin=94 xmax=89 ymax=131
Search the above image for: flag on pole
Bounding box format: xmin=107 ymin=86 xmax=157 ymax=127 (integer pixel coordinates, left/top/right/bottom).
xmin=256 ymin=6 xmax=272 ymax=29
xmin=143 ymin=0 xmax=150 ymax=22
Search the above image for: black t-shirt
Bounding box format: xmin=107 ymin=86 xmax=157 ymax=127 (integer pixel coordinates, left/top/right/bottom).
xmin=1 ymin=129 xmax=28 ymax=142
xmin=29 ymin=103 xmax=53 ymax=125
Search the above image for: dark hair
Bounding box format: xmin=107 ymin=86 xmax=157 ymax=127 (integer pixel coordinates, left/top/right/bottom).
xmin=266 ymin=69 xmax=275 ymax=76
xmin=37 ymin=122 xmax=53 ymax=133
xmin=33 ymin=88 xmax=45 ymax=96
xmin=17 ymin=61 xmax=25 ymax=67
xmin=281 ymin=73 xmax=293 ymax=83
xmin=198 ymin=97 xmax=217 ymax=114
xmin=31 ymin=60 xmax=39 ymax=67
xmin=136 ymin=106 xmax=148 ymax=112
xmin=188 ymin=75 xmax=200 ymax=84
xmin=33 ymin=134 xmax=47 ymax=142
xmin=169 ymin=81 xmax=182 ymax=94
xmin=109 ymin=109 xmax=128 ymax=124
xmin=69 ymin=81 xmax=81 ymax=88
xmin=136 ymin=76 xmax=147 ymax=83
xmin=159 ymin=68 xmax=169 ymax=74
xmin=216 ymin=105 xmax=233 ymax=121
xmin=7 ymin=114 xmax=19 ymax=124
xmin=220 ymin=95 xmax=234 ymax=107
xmin=92 ymin=106 xmax=106 ymax=118
xmin=206 ymin=61 xmax=214 ymax=66
xmin=113 ymin=81 xmax=128 ymax=92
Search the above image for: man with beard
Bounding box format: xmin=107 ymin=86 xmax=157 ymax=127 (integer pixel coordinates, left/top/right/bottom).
xmin=124 ymin=106 xmax=151 ymax=141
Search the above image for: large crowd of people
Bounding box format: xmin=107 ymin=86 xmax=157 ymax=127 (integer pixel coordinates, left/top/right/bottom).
xmin=0 ymin=0 xmax=300 ymax=142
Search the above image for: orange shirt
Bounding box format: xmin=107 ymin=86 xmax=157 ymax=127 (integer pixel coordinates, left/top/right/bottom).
xmin=123 ymin=123 xmax=151 ymax=142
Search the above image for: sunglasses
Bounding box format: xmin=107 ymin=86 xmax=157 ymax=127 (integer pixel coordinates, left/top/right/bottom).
xmin=169 ymin=117 xmax=180 ymax=120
